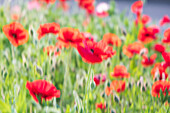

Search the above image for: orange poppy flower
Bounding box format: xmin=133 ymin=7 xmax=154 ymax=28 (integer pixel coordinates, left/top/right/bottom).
xmin=138 ymin=26 xmax=160 ymax=44
xmin=152 ymin=80 xmax=170 ymax=97
xmin=38 ymin=0 xmax=56 ymax=4
xmin=151 ymin=63 xmax=168 ymax=80
xmin=76 ymin=0 xmax=95 ymax=14
xmin=77 ymin=40 xmax=116 ymax=64
xmin=135 ymin=14 xmax=151 ymax=26
xmin=2 ymin=22 xmax=29 ymax=47
xmin=111 ymin=80 xmax=126 ymax=93
xmin=102 ymin=33 xmax=121 ymax=47
xmin=43 ymin=45 xmax=61 ymax=56
xmin=111 ymin=65 xmax=130 ymax=78
xmin=153 ymin=44 xmax=165 ymax=53
xmin=96 ymin=102 xmax=106 ymax=110
xmin=58 ymin=27 xmax=84 ymax=48
xmin=141 ymin=54 xmax=157 ymax=67
xmin=131 ymin=0 xmax=143 ymax=16
xmin=26 ymin=80 xmax=60 ymax=103
xmin=105 ymin=86 xmax=112 ymax=96
xmin=37 ymin=23 xmax=60 ymax=40
xmin=123 ymin=42 xmax=147 ymax=58
xmin=160 ymin=15 xmax=170 ymax=26
xmin=162 ymin=28 xmax=170 ymax=44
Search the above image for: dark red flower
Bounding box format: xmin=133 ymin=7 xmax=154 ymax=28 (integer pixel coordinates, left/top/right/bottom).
xmin=153 ymin=44 xmax=165 ymax=53
xmin=111 ymin=65 xmax=130 ymax=78
xmin=77 ymin=40 xmax=116 ymax=64
xmin=2 ymin=22 xmax=29 ymax=47
xmin=160 ymin=15 xmax=170 ymax=26
xmin=151 ymin=63 xmax=168 ymax=80
xmin=162 ymin=28 xmax=170 ymax=44
xmin=37 ymin=23 xmax=60 ymax=40
xmin=138 ymin=26 xmax=160 ymax=44
xmin=96 ymin=102 xmax=106 ymax=110
xmin=111 ymin=80 xmax=126 ymax=93
xmin=58 ymin=27 xmax=84 ymax=48
xmin=141 ymin=54 xmax=157 ymax=67
xmin=93 ymin=74 xmax=106 ymax=86
xmin=123 ymin=42 xmax=148 ymax=58
xmin=152 ymin=80 xmax=170 ymax=97
xmin=102 ymin=33 xmax=121 ymax=47
xmin=131 ymin=0 xmax=143 ymax=16
xmin=26 ymin=80 xmax=60 ymax=103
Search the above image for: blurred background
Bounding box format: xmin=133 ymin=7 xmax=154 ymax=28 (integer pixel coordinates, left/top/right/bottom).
xmin=0 ymin=0 xmax=170 ymax=20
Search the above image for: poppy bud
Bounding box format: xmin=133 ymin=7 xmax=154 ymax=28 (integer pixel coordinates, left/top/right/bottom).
xmin=90 ymin=81 xmax=96 ymax=90
xmin=121 ymin=29 xmax=127 ymax=36
xmin=114 ymin=95 xmax=119 ymax=103
xmin=111 ymin=109 xmax=116 ymax=113
xmin=102 ymin=92 xmax=105 ymax=98
xmin=80 ymin=108 xmax=83 ymax=113
xmin=107 ymin=82 xmax=110 ymax=87
xmin=145 ymin=82 xmax=148 ymax=87
xmin=137 ymin=81 xmax=141 ymax=87
xmin=36 ymin=65 xmax=43 ymax=76
xmin=128 ymin=82 xmax=132 ymax=89
xmin=141 ymin=85 xmax=146 ymax=92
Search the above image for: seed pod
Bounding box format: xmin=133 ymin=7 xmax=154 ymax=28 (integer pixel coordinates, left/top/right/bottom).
xmin=36 ymin=65 xmax=43 ymax=76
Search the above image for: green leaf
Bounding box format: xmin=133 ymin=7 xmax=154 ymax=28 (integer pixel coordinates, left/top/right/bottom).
xmin=0 ymin=100 xmax=11 ymax=113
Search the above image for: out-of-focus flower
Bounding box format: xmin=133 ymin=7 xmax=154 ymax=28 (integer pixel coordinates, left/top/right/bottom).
xmin=26 ymin=80 xmax=60 ymax=103
xmin=162 ymin=28 xmax=170 ymax=44
xmin=96 ymin=102 xmax=106 ymax=110
xmin=43 ymin=44 xmax=61 ymax=56
xmin=151 ymin=63 xmax=168 ymax=80
xmin=81 ymin=32 xmax=94 ymax=41
xmin=111 ymin=65 xmax=130 ymax=78
xmin=11 ymin=5 xmax=21 ymax=21
xmin=160 ymin=15 xmax=170 ymax=26
xmin=2 ymin=22 xmax=29 ymax=47
xmin=123 ymin=42 xmax=148 ymax=58
xmin=135 ymin=14 xmax=151 ymax=26
xmin=131 ymin=0 xmax=143 ymax=16
xmin=57 ymin=0 xmax=69 ymax=11
xmin=111 ymin=80 xmax=126 ymax=93
xmin=76 ymin=0 xmax=95 ymax=14
xmin=96 ymin=2 xmax=109 ymax=18
xmin=27 ymin=1 xmax=41 ymax=10
xmin=138 ymin=26 xmax=160 ymax=44
xmin=77 ymin=40 xmax=116 ymax=64
xmin=37 ymin=23 xmax=60 ymax=40
xmin=93 ymin=74 xmax=106 ymax=86
xmin=152 ymin=80 xmax=170 ymax=97
xmin=162 ymin=52 xmax=170 ymax=63
xmin=102 ymin=33 xmax=121 ymax=47
xmin=153 ymin=44 xmax=165 ymax=53
xmin=58 ymin=27 xmax=84 ymax=48
xmin=38 ymin=0 xmax=56 ymax=4
xmin=141 ymin=54 xmax=157 ymax=67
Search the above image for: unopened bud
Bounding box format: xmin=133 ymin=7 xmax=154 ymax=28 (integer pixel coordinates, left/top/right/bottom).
xmin=90 ymin=81 xmax=96 ymax=90
xmin=111 ymin=109 xmax=116 ymax=113
xmin=114 ymin=95 xmax=119 ymax=103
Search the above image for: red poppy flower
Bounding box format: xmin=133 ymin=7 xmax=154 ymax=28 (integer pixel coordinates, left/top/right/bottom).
xmin=111 ymin=80 xmax=126 ymax=93
xmin=81 ymin=32 xmax=94 ymax=41
xmin=96 ymin=102 xmax=106 ymax=110
xmin=162 ymin=52 xmax=170 ymax=63
xmin=96 ymin=2 xmax=109 ymax=18
xmin=58 ymin=27 xmax=84 ymax=48
xmin=153 ymin=44 xmax=165 ymax=53
xmin=160 ymin=15 xmax=170 ymax=26
xmin=76 ymin=0 xmax=95 ymax=14
xmin=102 ymin=33 xmax=121 ymax=47
xmin=93 ymin=74 xmax=106 ymax=86
xmin=2 ymin=22 xmax=29 ymax=47
xmin=152 ymin=80 xmax=170 ymax=97
xmin=111 ymin=65 xmax=130 ymax=78
xmin=123 ymin=42 xmax=147 ymax=58
xmin=77 ymin=40 xmax=116 ymax=64
xmin=141 ymin=54 xmax=157 ymax=67
xmin=162 ymin=28 xmax=170 ymax=44
xmin=135 ymin=14 xmax=151 ymax=26
xmin=131 ymin=0 xmax=143 ymax=16
xmin=138 ymin=26 xmax=160 ymax=44
xmin=26 ymin=80 xmax=60 ymax=103
xmin=38 ymin=0 xmax=56 ymax=4
xmin=151 ymin=63 xmax=168 ymax=80
xmin=37 ymin=23 xmax=60 ymax=40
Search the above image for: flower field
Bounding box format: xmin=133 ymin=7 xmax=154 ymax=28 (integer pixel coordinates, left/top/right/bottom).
xmin=0 ymin=0 xmax=170 ymax=112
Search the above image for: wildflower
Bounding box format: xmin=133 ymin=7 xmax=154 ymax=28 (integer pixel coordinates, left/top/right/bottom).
xmin=96 ymin=2 xmax=109 ymax=18
xmin=102 ymin=33 xmax=121 ymax=47
xmin=162 ymin=28 xmax=170 ymax=44
xmin=93 ymin=74 xmax=106 ymax=86
xmin=141 ymin=54 xmax=157 ymax=67
xmin=37 ymin=23 xmax=60 ymax=40
xmin=111 ymin=65 xmax=130 ymax=78
xmin=153 ymin=44 xmax=165 ymax=53
xmin=2 ymin=22 xmax=29 ymax=47
xmin=160 ymin=15 xmax=170 ymax=26
xmin=96 ymin=102 xmax=106 ymax=110
xmin=111 ymin=80 xmax=126 ymax=93
xmin=131 ymin=0 xmax=143 ymax=16
xmin=26 ymin=80 xmax=60 ymax=103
